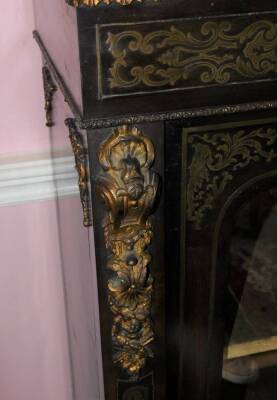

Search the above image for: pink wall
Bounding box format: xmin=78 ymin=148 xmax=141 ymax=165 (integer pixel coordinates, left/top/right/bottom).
xmin=0 ymin=2 xmax=102 ymax=399
xmin=0 ymin=0 xmax=71 ymax=156
xmin=0 ymin=200 xmax=73 ymax=400
xmin=56 ymin=197 xmax=104 ymax=400
xmin=0 ymin=196 xmax=103 ymax=400
xmin=33 ymin=0 xmax=83 ymax=112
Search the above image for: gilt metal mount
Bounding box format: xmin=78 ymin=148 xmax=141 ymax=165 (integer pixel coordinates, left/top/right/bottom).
xmin=97 ymin=125 xmax=160 ymax=377
xmin=66 ymin=0 xmax=151 ymax=7
xmin=66 ymin=119 xmax=92 ymax=227
xmin=42 ymin=66 xmax=57 ymax=127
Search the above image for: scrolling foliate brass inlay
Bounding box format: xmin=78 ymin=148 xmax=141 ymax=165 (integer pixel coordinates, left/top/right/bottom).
xmin=66 ymin=119 xmax=92 ymax=227
xmin=97 ymin=126 xmax=160 ymax=377
xmin=187 ymin=126 xmax=277 ymax=230
xmin=105 ymin=18 xmax=277 ymax=93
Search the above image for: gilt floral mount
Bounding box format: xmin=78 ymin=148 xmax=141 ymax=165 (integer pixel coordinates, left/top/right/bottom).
xmin=97 ymin=126 xmax=160 ymax=377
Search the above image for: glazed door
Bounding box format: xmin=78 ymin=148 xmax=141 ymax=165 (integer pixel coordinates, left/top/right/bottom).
xmin=220 ymin=186 xmax=277 ymax=400
xmin=165 ymin=113 xmax=277 ymax=400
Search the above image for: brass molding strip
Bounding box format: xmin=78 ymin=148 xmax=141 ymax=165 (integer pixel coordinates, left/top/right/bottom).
xmin=66 ymin=0 xmax=152 ymax=7
xmin=80 ymin=101 xmax=277 ymax=129
xmin=65 ymin=119 xmax=92 ymax=227
xmin=97 ymin=125 xmax=160 ymax=377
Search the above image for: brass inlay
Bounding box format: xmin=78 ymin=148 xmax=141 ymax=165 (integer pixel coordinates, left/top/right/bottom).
xmin=97 ymin=125 xmax=160 ymax=376
xmin=66 ymin=0 xmax=147 ymax=7
xmin=107 ymin=20 xmax=277 ymax=90
xmin=66 ymin=119 xmax=92 ymax=227
xmin=42 ymin=66 xmax=57 ymax=127
xmin=187 ymin=126 xmax=277 ymax=230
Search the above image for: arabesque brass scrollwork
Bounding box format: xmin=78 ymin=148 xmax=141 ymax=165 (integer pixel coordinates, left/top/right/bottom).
xmin=97 ymin=126 xmax=160 ymax=377
xmin=107 ymin=20 xmax=277 ymax=90
xmin=187 ymin=126 xmax=277 ymax=230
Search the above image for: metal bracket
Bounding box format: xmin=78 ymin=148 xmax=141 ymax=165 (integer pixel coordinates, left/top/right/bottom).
xmin=42 ymin=66 xmax=57 ymax=127
xmin=65 ymin=119 xmax=92 ymax=227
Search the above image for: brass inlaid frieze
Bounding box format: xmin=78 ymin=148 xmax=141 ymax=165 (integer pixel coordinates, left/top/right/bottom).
xmin=66 ymin=119 xmax=92 ymax=227
xmin=42 ymin=66 xmax=57 ymax=127
xmin=187 ymin=124 xmax=277 ymax=230
xmin=97 ymin=126 xmax=160 ymax=377
xmin=98 ymin=15 xmax=277 ymax=96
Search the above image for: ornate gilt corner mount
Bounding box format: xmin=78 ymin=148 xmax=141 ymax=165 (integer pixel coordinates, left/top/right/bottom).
xmin=65 ymin=119 xmax=92 ymax=227
xmin=97 ymin=125 xmax=160 ymax=377
xmin=42 ymin=66 xmax=57 ymax=127
xmin=66 ymin=0 xmax=150 ymax=7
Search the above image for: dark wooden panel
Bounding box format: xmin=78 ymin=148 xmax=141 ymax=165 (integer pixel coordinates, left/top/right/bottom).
xmin=78 ymin=10 xmax=277 ymax=120
xmin=97 ymin=13 xmax=277 ymax=98
xmin=164 ymin=122 xmax=183 ymax=400
xmin=171 ymin=114 xmax=277 ymax=400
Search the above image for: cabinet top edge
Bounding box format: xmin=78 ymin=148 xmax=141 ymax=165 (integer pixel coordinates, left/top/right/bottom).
xmin=66 ymin=0 xmax=156 ymax=7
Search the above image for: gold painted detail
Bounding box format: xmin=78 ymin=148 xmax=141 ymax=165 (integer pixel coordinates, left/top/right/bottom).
xmin=66 ymin=119 xmax=92 ymax=227
xmin=187 ymin=127 xmax=277 ymax=230
xmin=42 ymin=66 xmax=57 ymax=127
xmin=107 ymin=20 xmax=277 ymax=89
xmin=66 ymin=0 xmax=146 ymax=7
xmin=97 ymin=126 xmax=160 ymax=376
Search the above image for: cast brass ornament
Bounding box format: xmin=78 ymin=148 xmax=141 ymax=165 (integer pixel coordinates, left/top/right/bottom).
xmin=106 ymin=19 xmax=277 ymax=91
xmin=66 ymin=0 xmax=145 ymax=6
xmin=97 ymin=125 xmax=160 ymax=377
xmin=66 ymin=119 xmax=92 ymax=227
xmin=187 ymin=127 xmax=277 ymax=230
xmin=42 ymin=66 xmax=57 ymax=127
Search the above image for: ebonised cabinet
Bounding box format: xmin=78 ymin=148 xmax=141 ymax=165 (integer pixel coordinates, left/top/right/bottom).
xmin=33 ymin=1 xmax=277 ymax=399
